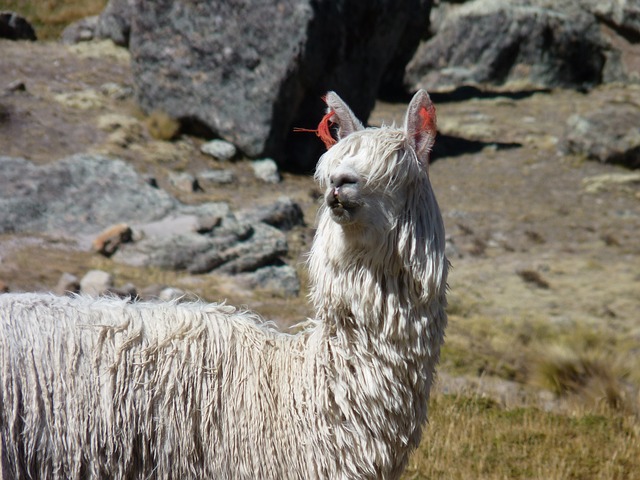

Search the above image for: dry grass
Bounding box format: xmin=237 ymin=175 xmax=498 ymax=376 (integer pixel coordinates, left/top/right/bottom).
xmin=535 ymin=346 xmax=631 ymax=409
xmin=403 ymin=393 xmax=640 ymax=480
xmin=433 ymin=290 xmax=640 ymax=479
xmin=443 ymin=308 xmax=639 ymax=410
xmin=0 ymin=0 xmax=107 ymax=39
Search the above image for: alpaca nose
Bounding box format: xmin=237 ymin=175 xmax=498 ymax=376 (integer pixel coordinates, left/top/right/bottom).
xmin=328 ymin=171 xmax=359 ymax=206
xmin=330 ymin=173 xmax=359 ymax=190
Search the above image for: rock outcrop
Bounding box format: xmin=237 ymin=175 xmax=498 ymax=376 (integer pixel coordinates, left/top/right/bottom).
xmin=0 ymin=155 xmax=175 ymax=235
xmin=0 ymin=154 xmax=303 ymax=289
xmin=561 ymin=103 xmax=640 ymax=169
xmin=406 ymin=0 xmax=640 ymax=92
xmin=406 ymin=0 xmax=605 ymax=91
xmin=128 ymin=0 xmax=432 ymax=170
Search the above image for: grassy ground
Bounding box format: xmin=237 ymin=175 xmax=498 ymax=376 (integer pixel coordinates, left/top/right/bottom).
xmin=412 ymin=314 xmax=640 ymax=479
xmin=0 ymin=0 xmax=107 ymax=39
xmin=404 ymin=393 xmax=639 ymax=480
xmin=426 ymin=281 xmax=640 ymax=478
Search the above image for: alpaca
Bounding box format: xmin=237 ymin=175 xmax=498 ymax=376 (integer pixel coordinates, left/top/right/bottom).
xmin=0 ymin=90 xmax=448 ymax=480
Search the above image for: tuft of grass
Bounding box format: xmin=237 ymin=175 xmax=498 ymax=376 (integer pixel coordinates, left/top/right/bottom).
xmin=534 ymin=346 xmax=634 ymax=413
xmin=517 ymin=268 xmax=550 ymax=289
xmin=145 ymin=110 xmax=181 ymax=141
xmin=0 ymin=0 xmax=107 ymax=39
xmin=443 ymin=306 xmax=639 ymax=414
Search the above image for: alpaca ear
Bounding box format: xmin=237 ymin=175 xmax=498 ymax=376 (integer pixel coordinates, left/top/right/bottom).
xmin=324 ymin=91 xmax=364 ymax=142
xmin=404 ymin=89 xmax=437 ymax=166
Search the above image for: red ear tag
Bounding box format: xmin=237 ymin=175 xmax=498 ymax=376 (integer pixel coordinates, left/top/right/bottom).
xmin=316 ymin=110 xmax=337 ymax=149
xmin=293 ymin=105 xmax=338 ymax=150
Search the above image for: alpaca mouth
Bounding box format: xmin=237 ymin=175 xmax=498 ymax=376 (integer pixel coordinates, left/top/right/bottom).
xmin=331 ymin=203 xmax=347 ymax=217
xmin=327 ymin=196 xmax=356 ymax=222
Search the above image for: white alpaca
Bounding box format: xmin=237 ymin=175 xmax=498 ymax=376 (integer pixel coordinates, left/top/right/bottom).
xmin=0 ymin=90 xmax=447 ymax=480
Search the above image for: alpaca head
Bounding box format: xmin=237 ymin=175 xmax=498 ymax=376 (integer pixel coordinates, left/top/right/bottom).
xmin=314 ymin=90 xmax=438 ymax=244
xmin=310 ymin=90 xmax=447 ymax=314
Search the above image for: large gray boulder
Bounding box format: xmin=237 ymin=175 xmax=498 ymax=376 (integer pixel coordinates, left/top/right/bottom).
xmin=0 ymin=154 xmax=176 ymax=236
xmin=406 ymin=0 xmax=609 ymax=91
xmin=129 ymin=0 xmax=432 ymax=171
xmin=561 ymin=104 xmax=640 ymax=169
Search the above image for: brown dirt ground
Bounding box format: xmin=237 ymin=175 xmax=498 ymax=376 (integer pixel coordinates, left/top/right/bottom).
xmin=1 ymin=39 xmax=639 ymax=401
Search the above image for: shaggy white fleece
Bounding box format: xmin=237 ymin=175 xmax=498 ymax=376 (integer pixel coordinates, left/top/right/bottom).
xmin=0 ymin=90 xmax=447 ymax=480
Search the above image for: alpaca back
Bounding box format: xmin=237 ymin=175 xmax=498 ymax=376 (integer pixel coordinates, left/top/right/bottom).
xmin=0 ymin=293 xmax=325 ymax=479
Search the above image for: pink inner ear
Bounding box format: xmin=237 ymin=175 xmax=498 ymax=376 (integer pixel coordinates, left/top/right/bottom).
xmin=418 ymin=104 xmax=436 ymax=134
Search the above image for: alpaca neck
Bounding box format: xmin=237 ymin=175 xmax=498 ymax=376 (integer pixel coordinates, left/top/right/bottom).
xmin=306 ymin=212 xmax=447 ymax=476
xmin=308 ymin=210 xmax=447 ymax=351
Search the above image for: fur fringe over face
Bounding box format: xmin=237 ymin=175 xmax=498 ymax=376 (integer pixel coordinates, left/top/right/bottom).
xmin=0 ymin=90 xmax=448 ymax=480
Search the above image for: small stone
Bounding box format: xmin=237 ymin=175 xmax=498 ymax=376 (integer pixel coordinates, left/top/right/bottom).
xmin=92 ymin=223 xmax=132 ymax=257
xmin=196 ymin=215 xmax=222 ymax=233
xmin=0 ymin=280 xmax=9 ymax=293
xmin=234 ymin=265 xmax=300 ymax=298
xmin=60 ymin=15 xmax=98 ymax=44
xmin=168 ymin=171 xmax=198 ymax=192
xmin=80 ymin=270 xmax=114 ymax=296
xmin=55 ymin=273 xmax=80 ymax=296
xmin=109 ymin=282 xmax=138 ymax=299
xmin=139 ymin=285 xmax=188 ymax=302
xmin=201 ymin=139 xmax=237 ymax=161
xmin=196 ymin=169 xmax=236 ymax=189
xmin=252 ymin=158 xmax=280 ymax=183
xmin=5 ymin=79 xmax=26 ymax=92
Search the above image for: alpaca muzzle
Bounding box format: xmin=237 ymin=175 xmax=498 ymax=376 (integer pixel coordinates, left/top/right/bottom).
xmin=327 ymin=188 xmax=345 ymax=211
xmin=326 ymin=185 xmax=360 ymax=224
